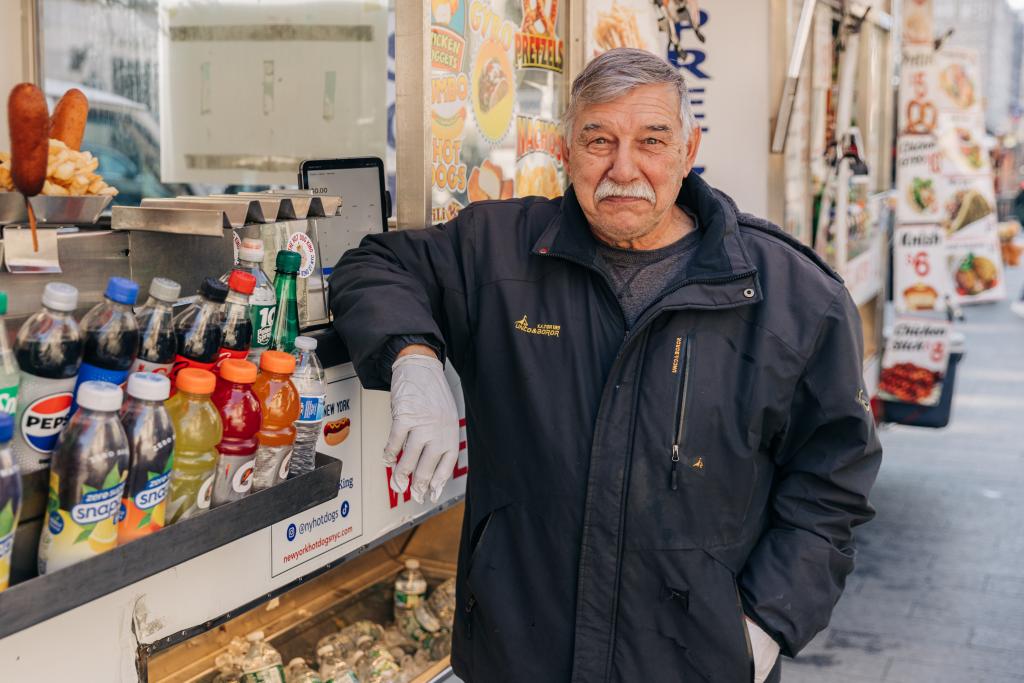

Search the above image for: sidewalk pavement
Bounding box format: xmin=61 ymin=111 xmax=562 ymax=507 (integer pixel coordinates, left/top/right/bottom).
xmin=782 ymin=265 xmax=1024 ymax=683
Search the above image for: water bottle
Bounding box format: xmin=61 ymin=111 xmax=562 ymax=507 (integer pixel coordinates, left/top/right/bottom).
xmin=317 ymin=645 xmax=360 ymax=683
xmin=239 ymin=630 xmax=285 ymax=683
xmin=285 ymin=658 xmax=322 ymax=683
xmin=13 ymin=283 xmax=83 ymax=473
xmin=0 ymin=412 xmax=22 ymax=592
xmin=290 ymin=335 xmax=325 ymax=477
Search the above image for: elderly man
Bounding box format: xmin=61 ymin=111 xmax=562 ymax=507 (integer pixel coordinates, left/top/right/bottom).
xmin=331 ymin=48 xmax=881 ymax=683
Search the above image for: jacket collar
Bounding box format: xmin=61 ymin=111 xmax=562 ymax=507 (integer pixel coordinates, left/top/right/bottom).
xmin=532 ymin=173 xmax=759 ymax=294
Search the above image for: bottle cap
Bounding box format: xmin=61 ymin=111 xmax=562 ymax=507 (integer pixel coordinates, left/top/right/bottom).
xmin=294 ymin=335 xmax=317 ymax=351
xmin=238 ymin=238 xmax=265 ymax=263
xmin=41 ymin=282 xmax=79 ymax=312
xmin=260 ymin=350 xmax=296 ymax=374
xmin=104 ymin=277 xmax=139 ymax=306
xmin=316 ymin=645 xmax=333 ymax=657
xmin=126 ymin=372 xmax=171 ymax=402
xmin=228 ymin=270 xmax=257 ymax=296
xmin=246 ymin=630 xmax=265 ymax=643
xmin=199 ymin=277 xmax=229 ymax=304
xmin=288 ymin=658 xmax=305 ymax=668
xmin=176 ymin=368 xmax=216 ymax=395
xmin=0 ymin=412 xmax=13 ymax=443
xmin=275 ymin=249 xmax=301 ymax=274
xmin=0 ymin=292 xmax=7 ymax=316
xmin=405 ymin=559 xmax=420 ymax=570
xmin=220 ymin=359 xmax=257 ymax=384
xmin=76 ymin=381 xmax=124 ymax=412
xmin=148 ymin=277 xmax=181 ymax=303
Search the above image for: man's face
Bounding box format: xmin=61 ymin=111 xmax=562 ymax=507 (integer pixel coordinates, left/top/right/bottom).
xmin=564 ymin=83 xmax=701 ymax=246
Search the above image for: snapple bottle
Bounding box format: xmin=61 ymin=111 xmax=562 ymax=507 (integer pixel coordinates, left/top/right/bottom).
xmin=37 ymin=381 xmax=129 ymax=574
xmin=210 ymin=359 xmax=261 ymax=507
xmin=165 ymin=369 xmax=222 ymax=524
xmin=118 ymin=373 xmax=175 ymax=543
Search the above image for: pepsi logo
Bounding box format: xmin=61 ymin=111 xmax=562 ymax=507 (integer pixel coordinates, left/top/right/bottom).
xmin=22 ymin=393 xmax=73 ymax=453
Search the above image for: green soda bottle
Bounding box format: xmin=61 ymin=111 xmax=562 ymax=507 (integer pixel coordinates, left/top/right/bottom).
xmin=268 ymin=250 xmax=300 ymax=354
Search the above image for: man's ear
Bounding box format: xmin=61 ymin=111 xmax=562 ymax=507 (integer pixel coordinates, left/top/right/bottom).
xmin=682 ymin=125 xmax=702 ymax=176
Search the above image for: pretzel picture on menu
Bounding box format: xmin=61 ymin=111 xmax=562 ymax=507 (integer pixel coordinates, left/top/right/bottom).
xmin=904 ymin=98 xmax=937 ymax=134
xmin=521 ymin=0 xmax=557 ymax=37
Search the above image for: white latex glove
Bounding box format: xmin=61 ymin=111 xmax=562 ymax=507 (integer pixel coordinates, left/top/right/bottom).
xmin=746 ymin=617 xmax=780 ymax=683
xmin=385 ymin=354 xmax=461 ymax=504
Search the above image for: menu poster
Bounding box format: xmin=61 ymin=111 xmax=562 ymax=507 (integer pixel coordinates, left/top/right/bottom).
xmin=585 ymin=0 xmax=662 ymax=58
xmin=898 ymin=48 xmax=939 ymax=136
xmin=896 ymin=136 xmax=944 ymax=224
xmin=902 ymin=0 xmax=934 ymax=48
xmin=880 ymin=317 xmax=951 ymax=407
xmin=894 ymin=224 xmax=949 ymax=313
xmin=943 ymin=174 xmax=997 ymax=235
xmin=946 ymin=215 xmax=1007 ymax=305
xmin=431 ymin=0 xmax=567 ymax=223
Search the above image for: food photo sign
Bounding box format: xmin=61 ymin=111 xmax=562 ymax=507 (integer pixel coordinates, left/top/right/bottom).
xmin=879 ymin=317 xmax=951 ymax=407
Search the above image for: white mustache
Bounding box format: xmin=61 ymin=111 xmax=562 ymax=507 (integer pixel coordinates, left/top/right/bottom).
xmin=594 ymin=178 xmax=656 ymax=204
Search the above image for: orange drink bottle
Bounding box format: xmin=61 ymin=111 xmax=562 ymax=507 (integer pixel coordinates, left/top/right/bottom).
xmin=252 ymin=351 xmax=300 ymax=491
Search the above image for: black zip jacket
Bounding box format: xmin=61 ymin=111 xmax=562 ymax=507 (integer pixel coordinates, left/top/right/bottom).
xmin=330 ymin=174 xmax=882 ymax=682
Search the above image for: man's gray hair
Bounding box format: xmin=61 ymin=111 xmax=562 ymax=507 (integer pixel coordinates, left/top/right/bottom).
xmin=562 ymin=48 xmax=698 ymax=144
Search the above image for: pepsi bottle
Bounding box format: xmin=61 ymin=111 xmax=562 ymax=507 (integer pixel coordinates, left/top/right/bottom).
xmin=13 ymin=283 xmax=83 ymax=474
xmin=134 ymin=277 xmax=181 ymax=377
xmin=171 ymin=278 xmax=228 ymax=383
xmin=74 ymin=277 xmax=140 ymax=401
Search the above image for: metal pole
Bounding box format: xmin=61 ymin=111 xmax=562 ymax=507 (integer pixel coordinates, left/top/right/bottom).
xmin=395 ymin=0 xmax=432 ymax=230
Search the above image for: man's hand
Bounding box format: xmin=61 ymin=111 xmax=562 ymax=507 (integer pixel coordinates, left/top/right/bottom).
xmin=745 ymin=617 xmax=780 ymax=683
xmin=385 ymin=349 xmax=460 ymax=504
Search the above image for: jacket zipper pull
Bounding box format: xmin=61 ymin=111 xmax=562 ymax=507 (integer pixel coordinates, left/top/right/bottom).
xmin=670 ymin=444 xmax=680 ymax=490
xmin=465 ymin=594 xmax=477 ymax=639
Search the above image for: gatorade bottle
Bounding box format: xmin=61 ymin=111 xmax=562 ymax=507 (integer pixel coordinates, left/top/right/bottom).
xmin=268 ymin=250 xmax=300 ymax=354
xmin=172 ymin=278 xmax=228 ymax=382
xmin=252 ymin=351 xmax=300 ymax=491
xmin=38 ymin=381 xmax=129 ymax=575
xmin=0 ymin=293 xmax=20 ymax=417
xmin=13 ymin=283 xmax=83 ymax=474
xmin=0 ymin=413 xmax=22 ymax=591
xmin=134 ymin=277 xmax=181 ymax=377
xmin=218 ymin=271 xmax=256 ymax=367
xmin=210 ymin=359 xmax=261 ymax=507
xmin=118 ymin=373 xmax=175 ymax=543
xmin=223 ymin=238 xmax=277 ymax=366
xmin=165 ymin=369 xmax=222 ymax=524
xmin=74 ymin=277 xmax=140 ymax=400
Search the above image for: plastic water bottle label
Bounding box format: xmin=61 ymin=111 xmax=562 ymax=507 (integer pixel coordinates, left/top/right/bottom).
xmin=298 ymin=395 xmax=325 ymax=423
xmin=0 ymin=384 xmax=17 ymax=415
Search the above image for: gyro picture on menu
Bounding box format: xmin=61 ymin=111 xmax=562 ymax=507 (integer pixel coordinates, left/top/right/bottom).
xmin=939 ymin=63 xmax=976 ymax=109
xmin=908 ymin=177 xmax=936 ymax=213
xmin=955 ymin=127 xmax=984 ymax=170
xmin=946 ymin=189 xmax=992 ymax=233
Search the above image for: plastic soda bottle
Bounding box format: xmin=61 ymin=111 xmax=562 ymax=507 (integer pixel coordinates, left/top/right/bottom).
xmin=223 ymin=238 xmax=277 ymax=366
xmin=165 ymin=369 xmax=222 ymax=524
xmin=290 ymin=336 xmax=325 ymax=478
xmin=134 ymin=277 xmax=181 ymax=376
xmin=317 ymin=645 xmax=360 ymax=683
xmin=0 ymin=413 xmax=22 ymax=591
xmin=210 ymin=359 xmax=261 ymax=507
xmin=285 ymin=658 xmax=322 ymax=683
xmin=73 ymin=277 xmax=140 ymax=402
xmin=13 ymin=283 xmax=83 ymax=473
xmin=118 ymin=373 xmax=175 ymax=543
xmin=37 ymin=381 xmax=129 ymax=574
xmin=172 ymin=278 xmax=228 ymax=382
xmin=268 ymin=250 xmax=300 ymax=354
xmin=239 ymin=630 xmax=285 ymax=683
xmin=218 ymin=271 xmax=256 ymax=367
xmin=0 ymin=292 xmax=20 ymax=417
xmin=252 ymin=351 xmax=299 ymax=491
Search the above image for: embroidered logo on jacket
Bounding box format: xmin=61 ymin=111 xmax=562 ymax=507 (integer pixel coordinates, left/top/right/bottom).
xmin=514 ymin=315 xmax=560 ymax=337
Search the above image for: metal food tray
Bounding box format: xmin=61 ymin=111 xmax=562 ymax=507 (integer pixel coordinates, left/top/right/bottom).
xmin=0 ymin=192 xmax=112 ymax=225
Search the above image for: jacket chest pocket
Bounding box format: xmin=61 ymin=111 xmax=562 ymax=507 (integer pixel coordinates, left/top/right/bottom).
xmin=626 ymin=329 xmax=768 ymax=549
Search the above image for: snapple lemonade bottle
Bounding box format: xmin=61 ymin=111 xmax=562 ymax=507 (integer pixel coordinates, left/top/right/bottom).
xmin=165 ymin=369 xmax=222 ymax=523
xmin=210 ymin=359 xmax=261 ymax=507
xmin=0 ymin=412 xmax=22 ymax=591
xmin=118 ymin=373 xmax=175 ymax=543
xmin=38 ymin=381 xmax=129 ymax=574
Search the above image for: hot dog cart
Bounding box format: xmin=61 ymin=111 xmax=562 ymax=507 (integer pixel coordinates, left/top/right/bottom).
xmin=0 ymin=1 xmax=899 ymax=679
